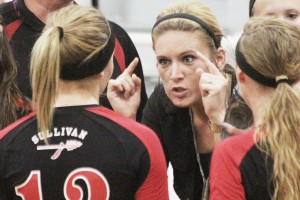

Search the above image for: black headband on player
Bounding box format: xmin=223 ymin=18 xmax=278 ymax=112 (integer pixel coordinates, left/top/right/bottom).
xmin=60 ymin=31 xmax=115 ymax=80
xmin=235 ymin=39 xmax=278 ymax=87
xmin=249 ymin=0 xmax=257 ymax=17
xmin=235 ymin=40 xmax=292 ymax=87
xmin=152 ymin=13 xmax=220 ymax=48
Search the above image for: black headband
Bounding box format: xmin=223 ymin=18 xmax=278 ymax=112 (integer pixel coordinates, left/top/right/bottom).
xmin=60 ymin=32 xmax=115 ymax=80
xmin=235 ymin=40 xmax=277 ymax=87
xmin=152 ymin=13 xmax=220 ymax=48
xmin=249 ymin=0 xmax=256 ymax=17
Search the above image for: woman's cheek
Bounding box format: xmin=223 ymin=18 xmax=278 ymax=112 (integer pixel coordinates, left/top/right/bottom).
xmin=158 ymin=68 xmax=170 ymax=82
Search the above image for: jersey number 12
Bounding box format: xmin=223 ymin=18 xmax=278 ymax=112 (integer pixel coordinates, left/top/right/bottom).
xmin=15 ymin=167 xmax=110 ymax=200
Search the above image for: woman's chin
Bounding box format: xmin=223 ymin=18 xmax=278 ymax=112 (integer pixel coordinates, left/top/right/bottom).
xmin=171 ymin=98 xmax=191 ymax=108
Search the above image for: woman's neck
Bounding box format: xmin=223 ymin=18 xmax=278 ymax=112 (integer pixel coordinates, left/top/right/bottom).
xmin=55 ymin=93 xmax=99 ymax=107
xmin=55 ymin=86 xmax=100 ymax=107
xmin=244 ymin=86 xmax=273 ymax=127
xmin=191 ymin=107 xmax=216 ymax=153
xmin=190 ymin=100 xmax=207 ymax=119
xmin=24 ymin=0 xmax=73 ymax=23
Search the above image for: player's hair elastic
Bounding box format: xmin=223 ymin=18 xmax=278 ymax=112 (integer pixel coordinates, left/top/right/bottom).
xmin=57 ymin=26 xmax=64 ymax=41
xmin=152 ymin=13 xmax=220 ymax=48
xmin=60 ymin=31 xmax=115 ymax=80
xmin=275 ymin=75 xmax=289 ymax=85
xmin=235 ymin=39 xmax=278 ymax=87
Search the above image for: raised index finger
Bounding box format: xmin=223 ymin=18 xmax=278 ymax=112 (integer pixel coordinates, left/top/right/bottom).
xmin=125 ymin=57 xmax=139 ymax=75
xmin=196 ymin=51 xmax=222 ymax=76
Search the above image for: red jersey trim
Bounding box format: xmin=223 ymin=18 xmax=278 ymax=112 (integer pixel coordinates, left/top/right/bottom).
xmin=16 ymin=97 xmax=32 ymax=111
xmin=86 ymin=107 xmax=169 ymax=200
xmin=209 ymin=128 xmax=257 ymax=200
xmin=114 ymin=38 xmax=126 ymax=72
xmin=0 ymin=112 xmax=36 ymax=140
xmin=5 ymin=19 xmax=22 ymax=41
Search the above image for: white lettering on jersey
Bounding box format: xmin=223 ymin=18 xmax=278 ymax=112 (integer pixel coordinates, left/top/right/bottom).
xmin=31 ymin=127 xmax=88 ymax=144
xmin=31 ymin=127 xmax=88 ymax=160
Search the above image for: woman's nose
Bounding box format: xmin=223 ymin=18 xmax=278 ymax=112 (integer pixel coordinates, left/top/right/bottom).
xmin=170 ymin=63 xmax=184 ymax=81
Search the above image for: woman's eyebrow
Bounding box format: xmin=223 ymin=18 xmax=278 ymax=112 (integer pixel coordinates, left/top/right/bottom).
xmin=179 ymin=49 xmax=197 ymax=56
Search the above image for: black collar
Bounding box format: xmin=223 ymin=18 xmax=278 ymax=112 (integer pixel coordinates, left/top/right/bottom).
xmin=14 ymin=0 xmax=45 ymax=32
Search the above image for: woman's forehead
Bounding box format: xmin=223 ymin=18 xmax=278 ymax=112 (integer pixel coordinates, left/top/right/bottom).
xmin=254 ymin=0 xmax=300 ymax=15
xmin=154 ymin=30 xmax=210 ymax=55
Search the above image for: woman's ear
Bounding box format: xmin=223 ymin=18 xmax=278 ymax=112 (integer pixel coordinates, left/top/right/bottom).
xmin=214 ymin=47 xmax=226 ymax=71
xmin=236 ymin=65 xmax=246 ymax=84
xmin=97 ymin=56 xmax=114 ymax=80
xmin=96 ymin=71 xmax=105 ymax=79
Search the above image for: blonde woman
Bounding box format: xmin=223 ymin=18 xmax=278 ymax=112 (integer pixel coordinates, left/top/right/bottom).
xmin=224 ymin=0 xmax=300 ymax=136
xmin=209 ymin=16 xmax=300 ymax=200
xmin=0 ymin=0 xmax=148 ymax=122
xmin=148 ymin=2 xmax=228 ymax=199
xmin=250 ymin=0 xmax=300 ymax=94
xmin=0 ymin=5 xmax=168 ymax=199
xmin=109 ymin=1 xmax=231 ymax=199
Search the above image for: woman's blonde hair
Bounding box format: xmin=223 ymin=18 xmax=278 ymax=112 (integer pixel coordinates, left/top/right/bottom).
xmin=30 ymin=5 xmax=112 ymax=140
xmin=239 ymin=16 xmax=300 ymax=200
xmin=152 ymin=1 xmax=223 ymax=54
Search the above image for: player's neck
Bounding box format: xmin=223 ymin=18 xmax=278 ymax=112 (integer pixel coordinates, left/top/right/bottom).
xmin=55 ymin=93 xmax=99 ymax=107
xmin=24 ymin=0 xmax=73 ymax=23
xmin=55 ymin=81 xmax=100 ymax=107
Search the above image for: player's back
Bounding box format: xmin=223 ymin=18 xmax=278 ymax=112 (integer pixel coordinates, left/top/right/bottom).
xmin=0 ymin=105 xmax=168 ymax=200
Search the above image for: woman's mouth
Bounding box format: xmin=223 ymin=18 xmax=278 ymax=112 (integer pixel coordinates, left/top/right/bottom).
xmin=171 ymin=87 xmax=188 ymax=98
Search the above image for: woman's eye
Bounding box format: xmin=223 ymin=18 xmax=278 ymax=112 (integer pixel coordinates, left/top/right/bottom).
xmin=158 ymin=59 xmax=170 ymax=67
xmin=287 ymin=13 xmax=298 ymax=20
xmin=182 ymin=55 xmax=195 ymax=64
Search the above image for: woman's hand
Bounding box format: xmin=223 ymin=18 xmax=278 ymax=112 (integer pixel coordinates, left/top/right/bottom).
xmin=107 ymin=58 xmax=141 ymax=120
xmin=223 ymin=122 xmax=251 ymax=136
xmin=196 ymin=52 xmax=229 ymax=124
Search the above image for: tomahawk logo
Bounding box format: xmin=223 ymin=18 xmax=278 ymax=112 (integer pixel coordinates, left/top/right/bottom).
xmin=37 ymin=140 xmax=83 ymax=160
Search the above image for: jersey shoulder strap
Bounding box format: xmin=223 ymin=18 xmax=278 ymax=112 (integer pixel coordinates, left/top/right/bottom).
xmin=114 ymin=37 xmax=126 ymax=72
xmin=1 ymin=1 xmax=22 ymax=41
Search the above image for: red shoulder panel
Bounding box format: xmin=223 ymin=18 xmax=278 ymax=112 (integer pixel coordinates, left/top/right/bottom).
xmin=114 ymin=38 xmax=126 ymax=72
xmin=4 ymin=19 xmax=22 ymax=41
xmin=0 ymin=112 xmax=36 ymax=140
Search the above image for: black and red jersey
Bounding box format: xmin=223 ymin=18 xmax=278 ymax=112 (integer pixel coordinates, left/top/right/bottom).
xmin=0 ymin=0 xmax=148 ymax=121
xmin=209 ymin=128 xmax=272 ymax=200
xmin=0 ymin=105 xmax=168 ymax=199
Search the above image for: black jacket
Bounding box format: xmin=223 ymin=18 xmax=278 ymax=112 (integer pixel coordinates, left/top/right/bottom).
xmin=143 ymin=84 xmax=206 ymax=200
xmin=142 ymin=67 xmax=253 ymax=200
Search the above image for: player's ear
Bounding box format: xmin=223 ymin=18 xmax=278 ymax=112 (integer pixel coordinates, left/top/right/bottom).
xmin=214 ymin=47 xmax=226 ymax=71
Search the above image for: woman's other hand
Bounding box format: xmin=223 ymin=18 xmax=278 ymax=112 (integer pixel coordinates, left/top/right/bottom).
xmin=107 ymin=58 xmax=141 ymax=120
